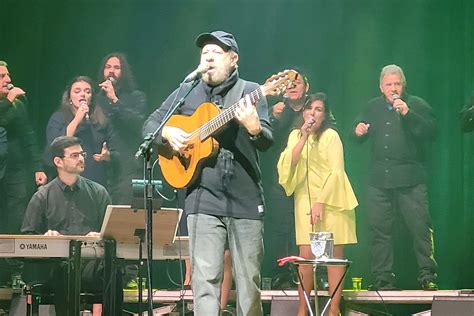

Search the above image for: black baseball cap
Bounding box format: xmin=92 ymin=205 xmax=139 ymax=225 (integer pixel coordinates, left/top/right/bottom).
xmin=195 ymin=31 xmax=239 ymax=54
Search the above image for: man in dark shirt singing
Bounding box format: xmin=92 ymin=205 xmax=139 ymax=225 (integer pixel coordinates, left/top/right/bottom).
xmin=22 ymin=136 xmax=121 ymax=315
xmin=96 ymin=52 xmax=147 ymax=204
xmin=0 ymin=60 xmax=47 ymax=234
xmin=143 ymin=30 xmax=273 ymax=315
xmin=353 ymin=64 xmax=438 ymax=291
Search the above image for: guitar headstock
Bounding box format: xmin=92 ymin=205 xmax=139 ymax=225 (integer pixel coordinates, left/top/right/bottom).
xmin=262 ymin=69 xmax=298 ymax=97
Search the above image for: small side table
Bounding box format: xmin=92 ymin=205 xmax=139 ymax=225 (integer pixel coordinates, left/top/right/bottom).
xmin=292 ymin=258 xmax=351 ymax=316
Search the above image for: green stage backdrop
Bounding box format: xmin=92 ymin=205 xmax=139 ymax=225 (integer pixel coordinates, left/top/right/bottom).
xmin=1 ymin=0 xmax=472 ymax=289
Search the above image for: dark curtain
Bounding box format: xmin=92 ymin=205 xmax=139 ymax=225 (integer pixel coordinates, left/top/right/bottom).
xmin=1 ymin=0 xmax=472 ymax=288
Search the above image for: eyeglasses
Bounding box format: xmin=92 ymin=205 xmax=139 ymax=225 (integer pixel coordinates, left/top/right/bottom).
xmin=62 ymin=152 xmax=87 ymax=159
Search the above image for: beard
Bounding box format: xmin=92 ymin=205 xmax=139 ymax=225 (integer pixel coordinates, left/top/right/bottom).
xmin=202 ymin=66 xmax=233 ymax=86
xmin=64 ymin=163 xmax=85 ymax=175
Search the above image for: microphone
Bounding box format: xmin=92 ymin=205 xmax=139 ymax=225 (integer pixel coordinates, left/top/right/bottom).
xmin=282 ymin=93 xmax=290 ymax=106
xmin=392 ymin=93 xmax=401 ymax=112
xmin=306 ymin=118 xmax=316 ymax=129
xmin=80 ymin=100 xmax=89 ymax=121
xmin=6 ymin=83 xmax=28 ymax=103
xmin=184 ymin=63 xmax=209 ymax=83
xmin=107 ymin=77 xmax=117 ymax=85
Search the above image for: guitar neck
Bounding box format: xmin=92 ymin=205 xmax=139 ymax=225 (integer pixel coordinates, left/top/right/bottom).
xmin=199 ymin=86 xmax=265 ymax=140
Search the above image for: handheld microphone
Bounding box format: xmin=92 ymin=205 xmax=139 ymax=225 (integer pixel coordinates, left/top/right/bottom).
xmin=107 ymin=77 xmax=117 ymax=85
xmin=184 ymin=63 xmax=209 ymax=83
xmin=282 ymin=93 xmax=290 ymax=106
xmin=392 ymin=93 xmax=401 ymax=112
xmin=6 ymin=83 xmax=28 ymax=103
xmin=80 ymin=100 xmax=89 ymax=121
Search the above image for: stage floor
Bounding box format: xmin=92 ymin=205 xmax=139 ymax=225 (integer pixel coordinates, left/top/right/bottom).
xmin=2 ymin=287 xmax=472 ymax=304
xmin=123 ymin=288 xmax=474 ymax=304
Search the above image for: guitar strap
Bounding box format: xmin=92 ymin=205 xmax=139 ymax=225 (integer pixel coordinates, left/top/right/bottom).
xmin=222 ymin=78 xmax=246 ymax=109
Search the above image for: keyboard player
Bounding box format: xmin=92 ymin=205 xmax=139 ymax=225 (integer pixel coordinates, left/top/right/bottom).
xmin=21 ymin=136 xmax=122 ymax=315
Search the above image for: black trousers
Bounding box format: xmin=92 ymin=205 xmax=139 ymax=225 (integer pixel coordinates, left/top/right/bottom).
xmin=0 ymin=169 xmax=30 ymax=285
xmin=263 ymin=184 xmax=297 ymax=277
xmin=367 ymin=184 xmax=437 ymax=284
xmin=1 ymin=168 xmax=30 ymax=234
xmin=51 ymin=259 xmax=123 ymax=315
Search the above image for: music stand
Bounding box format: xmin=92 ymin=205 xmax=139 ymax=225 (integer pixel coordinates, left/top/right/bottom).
xmin=100 ymin=205 xmax=182 ymax=314
xmin=100 ymin=205 xmax=182 ymax=246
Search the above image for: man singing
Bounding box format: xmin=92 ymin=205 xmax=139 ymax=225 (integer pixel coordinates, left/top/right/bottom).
xmin=353 ymin=64 xmax=438 ymax=291
xmin=143 ymin=31 xmax=273 ymax=315
xmin=96 ymin=53 xmax=147 ymax=204
xmin=262 ymin=70 xmax=309 ymax=288
xmin=0 ymin=61 xmax=47 ymax=234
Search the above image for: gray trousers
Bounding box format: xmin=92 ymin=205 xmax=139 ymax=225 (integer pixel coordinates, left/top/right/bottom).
xmin=188 ymin=213 xmax=264 ymax=316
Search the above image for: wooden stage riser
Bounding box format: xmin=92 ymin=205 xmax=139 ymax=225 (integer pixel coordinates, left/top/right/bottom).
xmin=123 ymin=289 xmax=473 ymax=304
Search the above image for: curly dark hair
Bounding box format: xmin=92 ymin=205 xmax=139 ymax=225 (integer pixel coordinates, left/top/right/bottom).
xmin=97 ymin=52 xmax=137 ymax=92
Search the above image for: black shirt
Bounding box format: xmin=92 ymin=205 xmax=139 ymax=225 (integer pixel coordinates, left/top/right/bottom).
xmin=354 ymin=95 xmax=436 ymax=188
xmin=0 ymin=98 xmax=43 ymax=173
xmin=143 ymin=70 xmax=273 ymax=220
xmin=96 ymin=89 xmax=147 ymax=173
xmin=21 ymin=176 xmax=111 ymax=235
xmin=44 ymin=111 xmax=118 ymax=187
xmin=262 ymin=103 xmax=302 ymax=192
xmin=0 ymin=127 xmax=6 ymax=179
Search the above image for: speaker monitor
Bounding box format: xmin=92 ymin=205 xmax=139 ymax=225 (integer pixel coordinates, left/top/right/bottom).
xmin=431 ymin=296 xmax=474 ymax=316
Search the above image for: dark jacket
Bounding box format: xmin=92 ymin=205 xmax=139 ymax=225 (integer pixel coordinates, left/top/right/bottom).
xmin=44 ymin=110 xmax=118 ymax=188
xmin=0 ymin=98 xmax=43 ymax=174
xmin=353 ymin=94 xmax=436 ymax=188
xmin=143 ymin=70 xmax=273 ymax=219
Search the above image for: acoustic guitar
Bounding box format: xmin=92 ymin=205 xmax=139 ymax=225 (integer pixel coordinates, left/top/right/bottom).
xmin=159 ymin=69 xmax=298 ymax=188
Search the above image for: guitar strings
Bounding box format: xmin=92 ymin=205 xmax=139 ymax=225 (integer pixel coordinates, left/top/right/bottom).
xmin=189 ymin=87 xmax=264 ymax=141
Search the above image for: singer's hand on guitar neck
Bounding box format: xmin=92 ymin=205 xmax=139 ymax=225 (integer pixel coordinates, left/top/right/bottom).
xmin=235 ymin=94 xmax=262 ymax=136
xmin=162 ymin=126 xmax=190 ymax=154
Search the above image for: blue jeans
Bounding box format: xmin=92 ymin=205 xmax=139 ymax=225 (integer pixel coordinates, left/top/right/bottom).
xmin=188 ymin=213 xmax=264 ymax=316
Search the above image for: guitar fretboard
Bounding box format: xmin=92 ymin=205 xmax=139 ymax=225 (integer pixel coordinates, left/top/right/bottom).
xmin=197 ymin=86 xmax=265 ymax=140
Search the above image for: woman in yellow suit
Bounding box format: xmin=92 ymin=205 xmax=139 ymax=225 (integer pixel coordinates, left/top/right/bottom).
xmin=278 ymin=93 xmax=358 ymax=316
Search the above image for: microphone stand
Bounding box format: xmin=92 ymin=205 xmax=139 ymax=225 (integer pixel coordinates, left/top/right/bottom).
xmin=134 ymin=78 xmax=200 ymax=315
